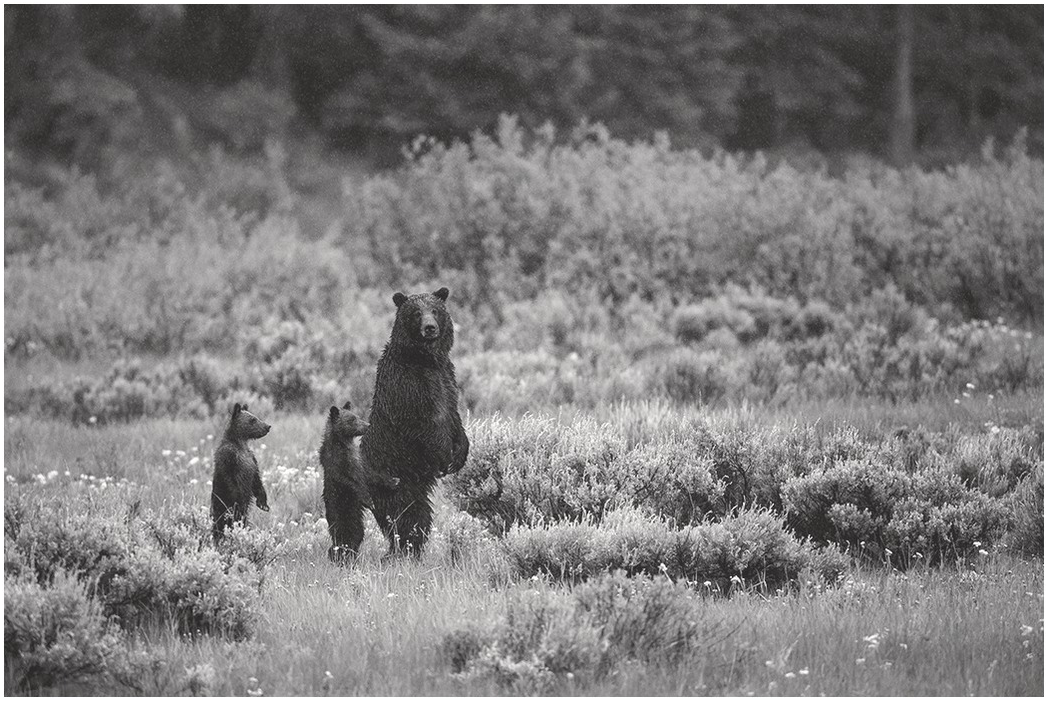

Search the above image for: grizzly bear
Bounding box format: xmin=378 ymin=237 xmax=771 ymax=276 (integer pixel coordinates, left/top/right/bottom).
xmin=319 ymin=401 xmax=400 ymax=564
xmin=360 ymin=287 xmax=470 ymax=557
xmin=210 ymin=402 xmax=271 ymax=542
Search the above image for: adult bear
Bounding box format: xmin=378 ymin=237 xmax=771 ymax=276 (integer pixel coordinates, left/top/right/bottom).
xmin=361 ymin=287 xmax=470 ymax=557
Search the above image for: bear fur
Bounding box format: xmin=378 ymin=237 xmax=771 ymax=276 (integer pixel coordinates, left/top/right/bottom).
xmin=360 ymin=286 xmax=470 ymax=557
xmin=210 ymin=402 xmax=271 ymax=542
xmin=319 ymin=401 xmax=400 ymax=564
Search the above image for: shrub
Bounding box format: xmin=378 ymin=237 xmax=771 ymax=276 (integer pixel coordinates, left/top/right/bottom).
xmin=673 ymin=300 xmax=757 ymax=344
xmin=442 ymin=570 xmax=722 ymax=690
xmin=653 ymin=348 xmax=728 ymax=404
xmin=447 ymin=414 xmax=628 ymax=534
xmin=782 ymin=457 xmax=1016 ymax=566
xmin=502 ymin=507 xmax=839 ymax=592
xmin=430 ymin=510 xmax=496 ymax=567
xmin=344 ymin=120 xmax=1042 ymax=325
xmin=4 ymin=572 xmax=121 ymax=692
xmin=951 ymin=426 xmax=1041 ymax=498
xmin=11 ymin=503 xmax=262 ymax=639
xmin=103 ymin=546 xmax=261 ymax=639
xmin=448 ymin=414 xmax=737 ymax=534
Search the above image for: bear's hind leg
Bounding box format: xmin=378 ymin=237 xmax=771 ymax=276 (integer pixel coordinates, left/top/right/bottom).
xmin=327 ymin=501 xmax=365 ymax=566
xmin=396 ymin=500 xmax=434 ymax=558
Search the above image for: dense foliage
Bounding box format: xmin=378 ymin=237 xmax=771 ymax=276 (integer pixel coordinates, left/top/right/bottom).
xmin=448 ymin=410 xmax=1042 ymax=571
xmin=5 ymin=123 xmax=1042 ymax=425
xmin=5 ymin=6 xmax=1043 ymax=166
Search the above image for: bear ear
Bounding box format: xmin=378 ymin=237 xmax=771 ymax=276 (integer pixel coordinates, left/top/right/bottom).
xmin=232 ymin=402 xmax=242 ymax=416
xmin=392 ymin=292 xmax=407 ymax=308
xmin=433 ymin=287 xmax=450 ymax=302
xmin=328 ymin=406 xmax=340 ymax=420
xmin=342 ymin=401 xmax=353 ymax=410
xmin=242 ymin=404 xmax=249 ymax=412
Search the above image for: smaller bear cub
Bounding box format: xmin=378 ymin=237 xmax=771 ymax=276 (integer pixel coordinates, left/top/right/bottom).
xmin=319 ymin=401 xmax=399 ymax=563
xmin=210 ymin=402 xmax=271 ymax=543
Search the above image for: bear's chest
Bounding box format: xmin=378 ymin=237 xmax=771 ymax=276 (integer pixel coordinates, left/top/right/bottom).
xmin=393 ymin=365 xmax=453 ymax=419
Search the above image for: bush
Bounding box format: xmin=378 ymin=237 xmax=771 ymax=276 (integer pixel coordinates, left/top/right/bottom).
xmin=429 ymin=510 xmax=496 ymax=567
xmin=448 ymin=415 xmax=738 ymax=534
xmin=673 ymin=299 xmax=757 ymax=344
xmin=502 ymin=508 xmax=842 ymax=592
xmin=782 ymin=457 xmax=1014 ymax=566
xmin=4 ymin=124 xmax=1042 ymax=422
xmin=442 ymin=570 xmax=723 ymax=690
xmin=11 ymin=503 xmax=262 ymax=639
xmin=344 ymin=120 xmax=1042 ymax=325
xmin=4 ymin=572 xmax=121 ymax=692
xmin=452 ymin=410 xmax=1041 ymax=567
xmin=103 ymin=546 xmax=261 ymax=639
xmin=652 ymin=347 xmax=739 ymax=404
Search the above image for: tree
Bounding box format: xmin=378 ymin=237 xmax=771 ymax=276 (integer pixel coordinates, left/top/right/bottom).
xmin=727 ymin=6 xmax=876 ymax=153
xmin=890 ymin=4 xmax=915 ymax=166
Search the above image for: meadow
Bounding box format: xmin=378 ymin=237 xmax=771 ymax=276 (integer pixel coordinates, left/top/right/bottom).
xmin=4 ymin=122 xmax=1044 ymax=695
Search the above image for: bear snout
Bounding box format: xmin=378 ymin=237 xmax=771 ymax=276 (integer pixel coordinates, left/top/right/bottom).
xmin=421 ymin=314 xmax=440 ymax=339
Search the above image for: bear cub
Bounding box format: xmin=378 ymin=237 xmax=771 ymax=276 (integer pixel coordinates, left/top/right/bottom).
xmin=210 ymin=402 xmax=271 ymax=543
xmin=319 ymin=401 xmax=399 ymax=563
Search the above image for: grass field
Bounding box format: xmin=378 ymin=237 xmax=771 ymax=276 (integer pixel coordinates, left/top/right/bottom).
xmin=4 ymin=395 xmax=1043 ymax=696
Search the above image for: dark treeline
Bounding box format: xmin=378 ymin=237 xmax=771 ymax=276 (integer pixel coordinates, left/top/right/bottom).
xmin=4 ymin=5 xmax=1043 ymax=168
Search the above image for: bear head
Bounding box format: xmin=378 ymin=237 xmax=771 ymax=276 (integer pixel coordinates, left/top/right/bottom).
xmin=227 ymin=402 xmax=271 ymax=440
xmin=390 ymin=287 xmax=454 ymax=352
xmin=325 ymin=401 xmax=370 ymax=444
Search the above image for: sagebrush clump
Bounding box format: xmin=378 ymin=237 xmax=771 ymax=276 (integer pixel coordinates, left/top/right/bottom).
xmin=7 ymin=501 xmax=263 ymax=641
xmin=441 ymin=570 xmax=729 ymax=691
xmin=502 ymin=507 xmax=846 ymax=591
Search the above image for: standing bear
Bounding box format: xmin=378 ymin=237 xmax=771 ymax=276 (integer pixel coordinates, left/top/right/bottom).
xmin=360 ymin=287 xmax=470 ymax=557
xmin=210 ymin=402 xmax=271 ymax=543
xmin=318 ymin=401 xmax=400 ymax=564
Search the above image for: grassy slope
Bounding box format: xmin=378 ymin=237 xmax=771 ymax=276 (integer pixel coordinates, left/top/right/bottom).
xmin=3 ymin=397 xmax=1043 ymax=696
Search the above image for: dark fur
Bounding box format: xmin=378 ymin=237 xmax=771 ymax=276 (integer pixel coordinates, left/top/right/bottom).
xmin=210 ymin=403 xmax=271 ymax=542
xmin=319 ymin=401 xmax=399 ymax=564
xmin=360 ymin=287 xmax=470 ymax=557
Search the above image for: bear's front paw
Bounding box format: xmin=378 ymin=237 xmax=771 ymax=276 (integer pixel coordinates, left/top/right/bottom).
xmin=258 ymin=502 xmax=270 ymax=512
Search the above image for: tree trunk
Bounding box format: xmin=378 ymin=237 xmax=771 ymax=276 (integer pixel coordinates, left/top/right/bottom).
xmin=250 ymin=6 xmax=290 ymax=88
xmin=890 ymin=4 xmax=915 ymax=166
xmin=965 ymin=7 xmax=981 ymax=138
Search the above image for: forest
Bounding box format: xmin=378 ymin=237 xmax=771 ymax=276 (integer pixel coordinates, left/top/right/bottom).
xmin=5 ymin=5 xmax=1044 ymax=169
